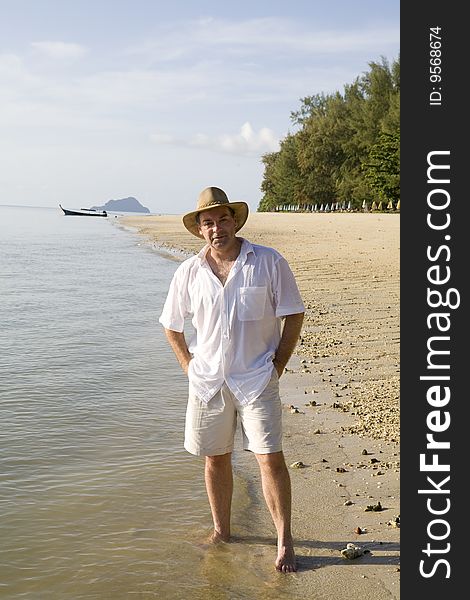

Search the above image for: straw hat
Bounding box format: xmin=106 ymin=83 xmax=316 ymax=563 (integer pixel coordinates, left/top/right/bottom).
xmin=182 ymin=187 xmax=249 ymax=239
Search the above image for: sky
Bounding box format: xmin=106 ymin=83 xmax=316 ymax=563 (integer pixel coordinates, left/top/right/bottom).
xmin=0 ymin=0 xmax=399 ymax=214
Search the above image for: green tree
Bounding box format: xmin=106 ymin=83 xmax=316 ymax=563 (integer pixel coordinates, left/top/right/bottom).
xmin=258 ymin=55 xmax=400 ymax=212
xmin=362 ymin=132 xmax=400 ymax=204
xmin=258 ymin=134 xmax=303 ymax=211
xmin=296 ymin=93 xmax=349 ymax=205
xmin=258 ymin=151 xmax=279 ymax=212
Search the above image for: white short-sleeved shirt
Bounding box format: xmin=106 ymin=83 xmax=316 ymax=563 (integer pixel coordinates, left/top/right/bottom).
xmin=159 ymin=238 xmax=305 ymax=405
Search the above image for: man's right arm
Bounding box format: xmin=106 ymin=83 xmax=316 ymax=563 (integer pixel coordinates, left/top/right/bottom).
xmin=164 ymin=328 xmax=192 ymax=375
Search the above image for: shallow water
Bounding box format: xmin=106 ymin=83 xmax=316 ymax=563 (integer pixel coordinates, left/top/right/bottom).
xmin=0 ymin=206 xmax=300 ymax=599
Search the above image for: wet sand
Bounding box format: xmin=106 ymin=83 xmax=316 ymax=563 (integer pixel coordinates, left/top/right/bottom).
xmin=120 ymin=212 xmax=400 ymax=599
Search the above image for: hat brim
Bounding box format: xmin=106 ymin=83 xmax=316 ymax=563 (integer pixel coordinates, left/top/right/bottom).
xmin=182 ymin=202 xmax=249 ymax=239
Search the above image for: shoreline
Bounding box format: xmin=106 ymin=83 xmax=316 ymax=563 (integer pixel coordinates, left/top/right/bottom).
xmin=118 ymin=212 xmax=400 ymax=598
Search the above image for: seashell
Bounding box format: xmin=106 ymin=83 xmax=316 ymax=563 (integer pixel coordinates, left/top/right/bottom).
xmin=341 ymin=543 xmax=370 ymax=559
xmin=354 ymin=527 xmax=367 ymax=534
xmin=387 ymin=515 xmax=400 ymax=528
xmin=290 ymin=461 xmax=306 ymax=469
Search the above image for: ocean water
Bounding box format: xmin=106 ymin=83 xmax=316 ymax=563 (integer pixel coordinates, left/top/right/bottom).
xmin=0 ymin=206 xmax=297 ymax=600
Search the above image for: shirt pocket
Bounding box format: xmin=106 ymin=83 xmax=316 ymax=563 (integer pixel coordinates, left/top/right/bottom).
xmin=237 ymin=286 xmax=267 ymax=321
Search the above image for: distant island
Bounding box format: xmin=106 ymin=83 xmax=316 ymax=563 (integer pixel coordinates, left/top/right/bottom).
xmin=90 ymin=197 xmax=150 ymax=213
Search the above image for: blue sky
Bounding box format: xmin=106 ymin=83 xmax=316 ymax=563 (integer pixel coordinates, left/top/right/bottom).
xmin=0 ymin=0 xmax=399 ymax=214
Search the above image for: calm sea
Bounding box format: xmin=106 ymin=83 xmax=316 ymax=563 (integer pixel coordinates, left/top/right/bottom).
xmin=0 ymin=206 xmax=296 ymax=600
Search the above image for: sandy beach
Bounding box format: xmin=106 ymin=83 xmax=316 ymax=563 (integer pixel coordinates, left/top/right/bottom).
xmin=120 ymin=211 xmax=400 ymax=599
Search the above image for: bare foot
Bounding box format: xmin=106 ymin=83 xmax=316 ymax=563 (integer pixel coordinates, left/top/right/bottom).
xmin=207 ymin=530 xmax=231 ymax=544
xmin=275 ymin=543 xmax=297 ymax=573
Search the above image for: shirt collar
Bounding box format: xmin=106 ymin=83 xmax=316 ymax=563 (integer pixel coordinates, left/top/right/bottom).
xmin=238 ymin=238 xmax=255 ymax=261
xmin=197 ymin=237 xmax=255 ymax=264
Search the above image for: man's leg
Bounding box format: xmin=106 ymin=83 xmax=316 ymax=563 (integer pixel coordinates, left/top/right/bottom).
xmin=255 ymin=451 xmax=297 ymax=572
xmin=205 ymin=452 xmax=233 ymax=543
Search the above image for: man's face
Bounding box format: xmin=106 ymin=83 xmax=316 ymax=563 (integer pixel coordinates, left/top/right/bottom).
xmin=197 ymin=206 xmax=238 ymax=251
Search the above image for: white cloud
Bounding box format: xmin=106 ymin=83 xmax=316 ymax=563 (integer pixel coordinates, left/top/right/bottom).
xmin=127 ymin=17 xmax=399 ymax=63
xmin=0 ymin=53 xmax=37 ymax=85
xmin=214 ymin=122 xmax=279 ymax=155
xmin=31 ymin=41 xmax=87 ymax=59
xmin=150 ymin=122 xmax=280 ymax=157
xmin=149 ymin=133 xmax=175 ymax=144
xmin=0 ymin=53 xmax=24 ymax=72
xmin=1 ymin=16 xmax=398 ymax=139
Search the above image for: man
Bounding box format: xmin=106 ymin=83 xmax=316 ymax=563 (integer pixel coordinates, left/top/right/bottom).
xmin=159 ymin=186 xmax=304 ymax=573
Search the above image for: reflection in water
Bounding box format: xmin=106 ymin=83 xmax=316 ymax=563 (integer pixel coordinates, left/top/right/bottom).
xmin=0 ymin=207 xmax=300 ymax=599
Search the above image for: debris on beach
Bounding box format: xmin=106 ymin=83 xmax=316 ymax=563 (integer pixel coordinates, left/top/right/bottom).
xmin=290 ymin=461 xmax=306 ymax=469
xmin=304 ymin=388 xmax=318 ymax=396
xmin=354 ymin=527 xmax=367 ymax=535
xmin=304 ymin=399 xmax=317 ymax=406
xmin=365 ymin=501 xmax=382 ymax=512
xmin=345 ymin=376 xmax=400 ymax=444
xmin=341 ymin=543 xmax=370 ymax=559
xmin=361 ymin=449 xmax=369 ymax=455
xmin=387 ymin=515 xmax=400 ymax=528
xmin=344 ymin=500 xmax=353 ymax=506
xmin=336 ymin=467 xmax=347 ymax=473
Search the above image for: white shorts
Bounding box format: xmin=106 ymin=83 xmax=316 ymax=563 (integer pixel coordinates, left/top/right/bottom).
xmin=184 ymin=371 xmax=282 ymax=456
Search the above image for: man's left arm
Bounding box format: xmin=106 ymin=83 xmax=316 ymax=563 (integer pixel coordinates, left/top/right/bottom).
xmin=273 ymin=312 xmax=304 ymax=378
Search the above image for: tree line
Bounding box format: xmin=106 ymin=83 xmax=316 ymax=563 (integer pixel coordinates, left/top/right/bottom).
xmin=258 ymin=56 xmax=400 ymax=212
